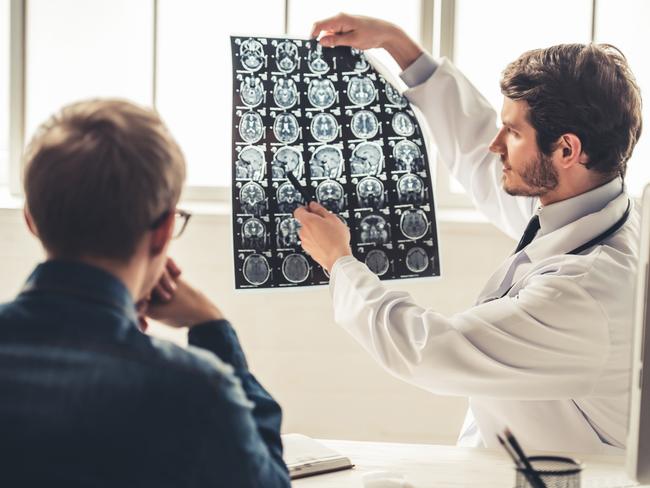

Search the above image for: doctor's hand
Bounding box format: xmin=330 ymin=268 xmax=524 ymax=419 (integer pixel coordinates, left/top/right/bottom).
xmin=311 ymin=13 xmax=422 ymax=70
xmin=294 ymin=202 xmax=353 ymax=273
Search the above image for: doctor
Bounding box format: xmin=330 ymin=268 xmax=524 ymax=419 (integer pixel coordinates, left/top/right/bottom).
xmin=295 ymin=13 xmax=643 ymax=454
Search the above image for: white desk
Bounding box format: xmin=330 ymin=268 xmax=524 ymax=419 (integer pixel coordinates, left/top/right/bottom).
xmin=293 ymin=440 xmax=639 ymax=487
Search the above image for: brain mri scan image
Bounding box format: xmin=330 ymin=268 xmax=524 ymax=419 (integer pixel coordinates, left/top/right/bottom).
xmin=273 ymin=78 xmax=298 ymax=109
xmin=347 ymin=76 xmax=376 ymax=106
xmin=385 ymin=83 xmax=408 ymax=107
xmin=350 ymin=142 xmax=383 ymax=176
xmin=309 ymin=145 xmax=343 ymax=179
xmin=311 ymin=113 xmax=338 ymax=143
xmin=351 ymin=110 xmax=379 ymax=139
xmin=231 ymin=36 xmax=440 ymax=288
xmin=351 ymin=48 xmax=369 ymax=72
xmin=242 ymin=218 xmax=266 ymax=250
xmin=273 ymin=113 xmax=299 ymax=144
xmin=316 ymin=180 xmax=345 ymax=213
xmin=308 ymin=79 xmax=336 ymax=109
xmin=271 ymin=146 xmax=302 ymax=179
xmin=356 ymin=177 xmax=385 ymax=209
xmin=235 ymin=146 xmax=265 ymax=181
xmin=359 ymin=214 xmax=389 ymax=245
xmin=239 ymin=182 xmax=266 ymax=215
xmin=276 ymin=181 xmax=304 ymax=214
xmin=392 ymin=112 xmax=415 ymax=137
xmin=282 ymin=253 xmax=310 ymax=283
xmin=393 ymin=140 xmax=423 ymax=172
xmin=308 ymin=44 xmax=329 ymax=74
xmin=406 ymin=247 xmax=430 ymax=273
xmin=243 ymin=254 xmax=271 ymax=285
xmin=240 ymin=38 xmax=265 ymax=72
xmin=239 ymin=111 xmax=264 ymax=144
xmin=400 ymin=208 xmax=429 ymax=240
xmin=240 ymin=76 xmax=264 ymax=107
xmin=365 ymin=249 xmax=390 ymax=276
xmin=275 ymin=40 xmax=299 ymax=73
xmin=277 ymin=217 xmax=301 ymax=248
xmin=397 ymin=174 xmax=425 ymax=204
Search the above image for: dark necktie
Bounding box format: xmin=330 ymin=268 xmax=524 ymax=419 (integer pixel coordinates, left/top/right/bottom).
xmin=513 ymin=214 xmax=540 ymax=254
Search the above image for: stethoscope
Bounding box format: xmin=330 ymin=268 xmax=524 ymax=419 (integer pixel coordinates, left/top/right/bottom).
xmin=498 ymin=198 xmax=632 ymax=299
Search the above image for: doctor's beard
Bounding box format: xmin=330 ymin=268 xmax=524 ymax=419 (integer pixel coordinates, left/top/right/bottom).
xmin=501 ymin=151 xmax=559 ymax=198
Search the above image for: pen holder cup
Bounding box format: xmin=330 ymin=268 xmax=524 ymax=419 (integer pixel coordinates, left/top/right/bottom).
xmin=514 ymin=456 xmax=582 ymax=488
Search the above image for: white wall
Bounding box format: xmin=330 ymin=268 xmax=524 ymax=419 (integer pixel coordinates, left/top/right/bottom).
xmin=0 ymin=206 xmax=514 ymax=445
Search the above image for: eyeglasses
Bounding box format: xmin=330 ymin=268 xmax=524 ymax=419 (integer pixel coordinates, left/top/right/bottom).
xmin=150 ymin=208 xmax=192 ymax=239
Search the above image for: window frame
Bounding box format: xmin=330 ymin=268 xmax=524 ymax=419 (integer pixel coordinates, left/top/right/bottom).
xmin=8 ymin=0 xmax=25 ymax=196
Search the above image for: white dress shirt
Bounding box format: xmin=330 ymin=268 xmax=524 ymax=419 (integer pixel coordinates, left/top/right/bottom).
xmin=329 ymin=55 xmax=640 ymax=454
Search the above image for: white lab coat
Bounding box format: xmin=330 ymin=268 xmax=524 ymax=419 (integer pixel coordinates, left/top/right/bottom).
xmin=329 ymin=58 xmax=639 ymax=454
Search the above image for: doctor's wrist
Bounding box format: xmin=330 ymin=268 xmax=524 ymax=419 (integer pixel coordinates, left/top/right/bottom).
xmin=324 ymin=248 xmax=353 ymax=274
xmin=382 ymin=25 xmax=423 ymax=70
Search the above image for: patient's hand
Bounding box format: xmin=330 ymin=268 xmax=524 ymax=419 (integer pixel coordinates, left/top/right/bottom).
xmin=138 ymin=257 xmax=224 ymax=330
xmin=147 ymin=277 xmax=224 ymax=328
xmin=294 ymin=202 xmax=352 ymax=272
xmin=152 ymin=257 xmax=182 ymax=302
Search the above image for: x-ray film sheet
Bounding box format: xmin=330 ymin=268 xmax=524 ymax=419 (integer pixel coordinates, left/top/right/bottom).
xmin=231 ymin=36 xmax=440 ymax=289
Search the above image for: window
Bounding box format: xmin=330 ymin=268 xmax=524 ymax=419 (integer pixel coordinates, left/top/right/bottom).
xmin=454 ymin=0 xmax=593 ymax=113
xmin=25 ymin=0 xmax=153 ymax=141
xmin=0 ymin=0 xmax=9 ymax=187
xmin=595 ymin=0 xmax=650 ymax=197
xmin=156 ymin=0 xmax=285 ymax=189
xmin=442 ymin=0 xmax=594 ymax=204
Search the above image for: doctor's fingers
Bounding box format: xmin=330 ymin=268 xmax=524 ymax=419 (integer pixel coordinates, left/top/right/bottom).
xmin=311 ymin=12 xmax=358 ymax=39
xmin=319 ymin=31 xmax=363 ymax=49
xmin=293 ymin=205 xmax=314 ymax=224
xmin=294 ymin=206 xmax=328 ymax=232
xmin=307 ymin=201 xmax=333 ymax=218
xmin=297 ymin=230 xmax=317 ymax=255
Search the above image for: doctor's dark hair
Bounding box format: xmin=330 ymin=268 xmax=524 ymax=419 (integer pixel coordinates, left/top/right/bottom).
xmin=500 ymin=43 xmax=642 ymax=179
xmin=23 ymin=99 xmax=186 ymax=261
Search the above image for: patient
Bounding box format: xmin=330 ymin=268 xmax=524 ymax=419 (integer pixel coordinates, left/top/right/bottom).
xmin=0 ymin=100 xmax=290 ymax=487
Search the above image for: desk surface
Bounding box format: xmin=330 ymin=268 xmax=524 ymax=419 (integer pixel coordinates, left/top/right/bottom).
xmin=293 ymin=439 xmax=639 ymax=488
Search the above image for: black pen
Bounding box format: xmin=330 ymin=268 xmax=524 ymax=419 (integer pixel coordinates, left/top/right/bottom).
xmin=504 ymin=428 xmax=547 ymax=488
xmin=287 ymin=171 xmax=311 ymax=204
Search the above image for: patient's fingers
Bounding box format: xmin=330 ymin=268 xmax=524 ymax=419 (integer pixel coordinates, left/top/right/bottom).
xmin=166 ymin=257 xmax=182 ymax=278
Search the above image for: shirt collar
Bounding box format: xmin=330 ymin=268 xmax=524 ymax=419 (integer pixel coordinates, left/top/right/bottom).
xmin=525 ymin=178 xmax=630 ymax=263
xmin=21 ymin=259 xmax=139 ymax=326
xmin=537 ymin=177 xmax=624 ymax=235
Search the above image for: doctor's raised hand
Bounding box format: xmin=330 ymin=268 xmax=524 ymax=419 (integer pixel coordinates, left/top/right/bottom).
xmin=294 ymin=202 xmax=352 ymax=272
xmin=311 ymin=13 xmax=422 ymax=70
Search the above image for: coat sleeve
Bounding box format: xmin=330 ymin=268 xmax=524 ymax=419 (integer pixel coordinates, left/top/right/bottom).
xmin=330 ymin=256 xmax=610 ymax=400
xmin=404 ymin=56 xmax=538 ymax=239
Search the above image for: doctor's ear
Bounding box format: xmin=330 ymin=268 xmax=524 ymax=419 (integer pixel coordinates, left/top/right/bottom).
xmin=556 ymin=134 xmax=587 ymax=168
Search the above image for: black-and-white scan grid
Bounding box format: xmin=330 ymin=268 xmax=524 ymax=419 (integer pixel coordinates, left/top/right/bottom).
xmin=231 ymin=36 xmax=440 ymax=289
